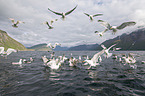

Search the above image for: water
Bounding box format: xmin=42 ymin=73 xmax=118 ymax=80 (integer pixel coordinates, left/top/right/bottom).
xmin=0 ymin=51 xmax=145 ymax=96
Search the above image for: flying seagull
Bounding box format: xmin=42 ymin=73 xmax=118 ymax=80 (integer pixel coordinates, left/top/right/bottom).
xmin=48 ymin=5 xmax=77 ymax=20
xmin=101 ymin=44 xmax=116 ymax=58
xmin=9 ymin=18 xmax=25 ymax=28
xmin=95 ymin=29 xmax=108 ymax=37
xmin=83 ymin=49 xmax=105 ymax=69
xmin=46 ymin=42 xmax=61 ymax=49
xmin=84 ymin=13 xmax=103 ymax=21
xmin=98 ymin=20 xmax=136 ymax=34
xmin=42 ymin=19 xmax=58 ymax=29
xmin=0 ymin=47 xmax=17 ymax=58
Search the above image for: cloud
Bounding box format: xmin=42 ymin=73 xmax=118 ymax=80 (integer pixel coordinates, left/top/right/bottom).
xmin=0 ymin=0 xmax=145 ymax=47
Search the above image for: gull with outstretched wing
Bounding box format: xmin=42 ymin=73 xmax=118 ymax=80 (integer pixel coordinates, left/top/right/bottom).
xmin=9 ymin=18 xmax=25 ymax=28
xmin=48 ymin=5 xmax=77 ymax=20
xmin=84 ymin=13 xmax=103 ymax=21
xmin=98 ymin=20 xmax=136 ymax=34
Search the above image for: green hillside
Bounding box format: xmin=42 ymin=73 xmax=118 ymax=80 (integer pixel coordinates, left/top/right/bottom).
xmin=27 ymin=43 xmax=52 ymax=51
xmin=0 ymin=30 xmax=27 ymax=51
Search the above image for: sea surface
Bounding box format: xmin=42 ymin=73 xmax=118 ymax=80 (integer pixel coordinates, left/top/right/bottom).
xmin=0 ymin=51 xmax=145 ymax=96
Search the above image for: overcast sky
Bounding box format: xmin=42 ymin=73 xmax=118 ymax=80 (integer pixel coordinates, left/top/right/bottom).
xmin=0 ymin=0 xmax=145 ymax=47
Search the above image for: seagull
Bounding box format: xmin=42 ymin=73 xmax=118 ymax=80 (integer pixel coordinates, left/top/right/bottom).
xmin=46 ymin=42 xmax=61 ymax=49
xmin=42 ymin=19 xmax=58 ymax=29
xmin=98 ymin=20 xmax=136 ymax=34
xmin=69 ymin=57 xmax=78 ymax=67
xmin=23 ymin=57 xmax=33 ymax=64
xmin=9 ymin=18 xmax=25 ymax=28
xmin=46 ymin=57 xmax=61 ymax=70
xmin=121 ymin=53 xmax=136 ymax=64
xmin=84 ymin=13 xmax=103 ymax=21
xmin=112 ymin=54 xmax=118 ymax=61
xmin=123 ymin=53 xmax=137 ymax=68
xmin=48 ymin=5 xmax=77 ymax=20
xmin=42 ymin=56 xmax=50 ymax=66
xmin=12 ymin=59 xmax=23 ymax=67
xmin=141 ymin=61 xmax=145 ymax=64
xmin=84 ymin=49 xmax=105 ymax=69
xmin=95 ymin=29 xmax=108 ymax=37
xmin=128 ymin=53 xmax=136 ymax=63
xmin=0 ymin=47 xmax=4 ymax=54
xmin=0 ymin=47 xmax=17 ymax=58
xmin=113 ymin=47 xmax=121 ymax=51
xmin=101 ymin=44 xmax=116 ymax=58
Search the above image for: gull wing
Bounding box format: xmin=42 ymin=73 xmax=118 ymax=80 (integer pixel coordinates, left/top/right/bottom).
xmin=16 ymin=21 xmax=20 ymax=25
xmin=50 ymin=20 xmax=54 ymax=25
xmin=55 ymin=42 xmax=61 ymax=46
xmin=101 ymin=44 xmax=107 ymax=49
xmin=84 ymin=13 xmax=90 ymax=17
xmin=117 ymin=21 xmax=136 ymax=30
xmin=9 ymin=18 xmax=15 ymax=24
xmin=94 ymin=31 xmax=99 ymax=33
xmin=93 ymin=14 xmax=103 ymax=17
xmin=0 ymin=47 xmax=4 ymax=54
xmin=98 ymin=20 xmax=111 ymax=29
xmin=48 ymin=8 xmax=62 ymax=15
xmin=102 ymin=29 xmax=108 ymax=33
xmin=91 ymin=49 xmax=105 ymax=62
xmin=46 ymin=43 xmax=52 ymax=48
xmin=65 ymin=5 xmax=77 ymax=15
xmin=19 ymin=21 xmax=25 ymax=24
xmin=42 ymin=56 xmax=49 ymax=64
xmin=107 ymin=44 xmax=117 ymax=51
xmin=6 ymin=48 xmax=17 ymax=55
xmin=46 ymin=22 xmax=52 ymax=28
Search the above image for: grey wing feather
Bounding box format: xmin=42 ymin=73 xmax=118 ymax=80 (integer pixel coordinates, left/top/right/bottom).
xmin=98 ymin=20 xmax=111 ymax=29
xmin=48 ymin=8 xmax=62 ymax=15
xmin=93 ymin=14 xmax=103 ymax=17
xmin=84 ymin=13 xmax=90 ymax=17
xmin=108 ymin=44 xmax=116 ymax=50
xmin=65 ymin=5 xmax=77 ymax=15
xmin=94 ymin=31 xmax=98 ymax=33
xmin=103 ymin=29 xmax=108 ymax=33
xmin=46 ymin=22 xmax=51 ymax=27
xmin=117 ymin=21 xmax=136 ymax=29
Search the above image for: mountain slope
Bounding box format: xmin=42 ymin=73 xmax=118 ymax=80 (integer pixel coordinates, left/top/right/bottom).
xmin=0 ymin=30 xmax=27 ymax=51
xmin=68 ymin=44 xmax=99 ymax=51
xmin=96 ymin=28 xmax=145 ymax=50
xmin=27 ymin=43 xmax=52 ymax=51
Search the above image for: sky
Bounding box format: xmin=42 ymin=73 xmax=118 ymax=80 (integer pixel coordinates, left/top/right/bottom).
xmin=0 ymin=0 xmax=145 ymax=47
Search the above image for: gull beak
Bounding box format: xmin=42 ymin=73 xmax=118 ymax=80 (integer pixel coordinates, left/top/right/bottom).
xmin=83 ymin=61 xmax=86 ymax=62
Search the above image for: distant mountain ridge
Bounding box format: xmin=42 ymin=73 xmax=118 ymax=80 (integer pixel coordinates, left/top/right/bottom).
xmin=27 ymin=43 xmax=52 ymax=51
xmin=68 ymin=44 xmax=99 ymax=51
xmin=96 ymin=28 xmax=145 ymax=50
xmin=27 ymin=28 xmax=145 ymax=51
xmin=0 ymin=30 xmax=27 ymax=51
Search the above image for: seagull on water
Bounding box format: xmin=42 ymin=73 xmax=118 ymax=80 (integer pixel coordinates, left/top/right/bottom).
xmin=98 ymin=20 xmax=136 ymax=34
xmin=84 ymin=13 xmax=103 ymax=21
xmin=48 ymin=5 xmax=77 ymax=20
xmin=95 ymin=29 xmax=108 ymax=37
xmin=12 ymin=59 xmax=23 ymax=67
xmin=46 ymin=57 xmax=61 ymax=70
xmin=9 ymin=18 xmax=25 ymax=28
xmin=69 ymin=57 xmax=78 ymax=67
